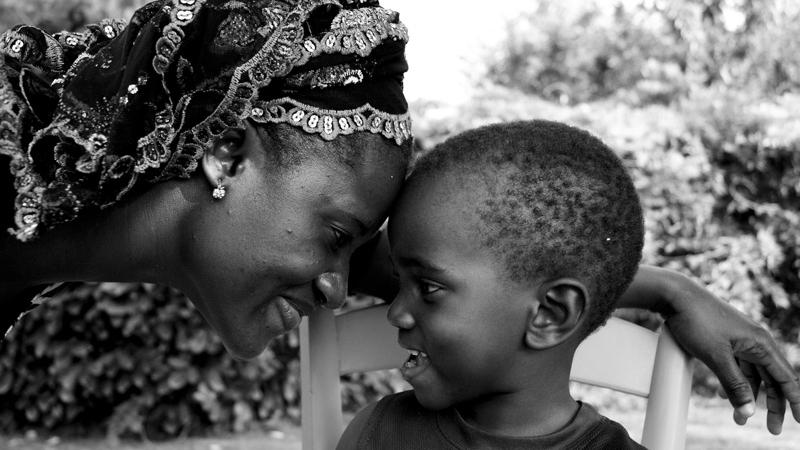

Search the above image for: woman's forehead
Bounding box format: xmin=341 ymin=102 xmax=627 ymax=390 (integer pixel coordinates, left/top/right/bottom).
xmin=276 ymin=149 xmax=405 ymax=229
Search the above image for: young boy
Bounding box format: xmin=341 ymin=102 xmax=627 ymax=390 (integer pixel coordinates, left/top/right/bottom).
xmin=337 ymin=120 xmax=646 ymax=449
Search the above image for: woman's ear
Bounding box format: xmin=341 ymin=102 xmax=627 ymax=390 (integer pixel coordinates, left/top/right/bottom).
xmin=524 ymin=279 xmax=588 ymax=350
xmin=201 ymin=127 xmax=246 ymax=192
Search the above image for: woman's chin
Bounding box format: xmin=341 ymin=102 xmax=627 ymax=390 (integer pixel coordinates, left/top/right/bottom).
xmin=221 ymin=337 xmax=273 ymax=361
xmin=190 ymin=295 xmax=298 ymax=360
xmin=218 ymin=326 xmax=284 ymax=360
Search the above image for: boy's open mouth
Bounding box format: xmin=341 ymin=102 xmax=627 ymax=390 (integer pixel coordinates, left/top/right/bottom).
xmin=401 ymin=349 xmax=430 ymax=380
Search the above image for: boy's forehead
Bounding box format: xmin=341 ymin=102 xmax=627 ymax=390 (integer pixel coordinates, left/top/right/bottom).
xmin=387 ymin=167 xmax=521 ymax=285
xmin=389 ymin=170 xmax=486 ymax=243
xmin=398 ymin=169 xmax=473 ymax=210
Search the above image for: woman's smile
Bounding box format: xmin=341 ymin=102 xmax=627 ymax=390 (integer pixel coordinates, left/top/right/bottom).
xmin=274 ymin=296 xmax=302 ymax=331
xmin=281 ymin=295 xmax=316 ymax=317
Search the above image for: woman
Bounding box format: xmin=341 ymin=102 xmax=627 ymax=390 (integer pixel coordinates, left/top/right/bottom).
xmin=0 ymin=0 xmax=797 ymax=433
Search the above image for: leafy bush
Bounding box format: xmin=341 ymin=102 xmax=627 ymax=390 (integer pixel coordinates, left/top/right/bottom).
xmin=0 ymin=284 xmax=301 ymax=439
xmin=486 ymin=0 xmax=800 ymax=105
xmin=484 ymin=1 xmax=690 ymax=105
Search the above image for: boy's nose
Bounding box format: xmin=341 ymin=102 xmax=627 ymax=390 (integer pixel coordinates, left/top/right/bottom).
xmin=313 ymin=271 xmax=347 ymax=309
xmin=387 ymin=294 xmax=415 ymax=329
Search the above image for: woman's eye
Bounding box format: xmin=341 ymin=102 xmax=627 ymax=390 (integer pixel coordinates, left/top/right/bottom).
xmin=331 ymin=227 xmax=353 ymax=249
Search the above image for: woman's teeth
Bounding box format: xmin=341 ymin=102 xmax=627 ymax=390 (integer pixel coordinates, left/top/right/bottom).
xmin=404 ymin=350 xmax=429 ymax=368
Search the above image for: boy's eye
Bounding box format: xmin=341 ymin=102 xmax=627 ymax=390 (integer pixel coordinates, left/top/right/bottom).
xmin=419 ymin=280 xmax=443 ymax=297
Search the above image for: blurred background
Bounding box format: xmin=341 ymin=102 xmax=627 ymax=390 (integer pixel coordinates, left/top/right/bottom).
xmin=1 ymin=0 xmax=799 ymax=448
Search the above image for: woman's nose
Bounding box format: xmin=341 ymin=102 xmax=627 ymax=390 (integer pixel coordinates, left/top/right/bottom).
xmin=387 ymin=293 xmax=415 ymax=330
xmin=313 ymin=271 xmax=348 ymax=309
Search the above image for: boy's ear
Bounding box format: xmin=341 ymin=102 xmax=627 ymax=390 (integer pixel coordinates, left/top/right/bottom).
xmin=524 ymin=279 xmax=588 ymax=350
xmin=201 ymin=127 xmax=247 ymax=189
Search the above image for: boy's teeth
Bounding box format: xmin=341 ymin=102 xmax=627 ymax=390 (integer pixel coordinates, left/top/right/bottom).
xmin=404 ymin=350 xmax=428 ymax=368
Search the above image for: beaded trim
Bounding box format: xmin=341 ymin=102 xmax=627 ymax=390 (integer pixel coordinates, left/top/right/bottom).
xmin=0 ymin=29 xmax=64 ymax=71
xmin=153 ymin=0 xmax=203 ymax=75
xmin=251 ymin=97 xmax=411 ymax=144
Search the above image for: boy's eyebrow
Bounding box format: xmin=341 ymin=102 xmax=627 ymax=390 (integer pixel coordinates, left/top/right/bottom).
xmin=397 ymin=256 xmax=447 ymax=274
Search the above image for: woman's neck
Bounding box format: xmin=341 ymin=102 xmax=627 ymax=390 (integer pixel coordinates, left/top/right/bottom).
xmin=0 ymin=179 xmax=194 ymax=294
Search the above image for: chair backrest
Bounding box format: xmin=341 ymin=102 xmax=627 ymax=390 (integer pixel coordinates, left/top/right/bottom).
xmin=300 ymin=305 xmax=693 ymax=450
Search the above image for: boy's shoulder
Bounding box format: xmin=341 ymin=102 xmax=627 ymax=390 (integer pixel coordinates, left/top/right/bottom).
xmin=338 ymin=392 xmax=645 ymax=450
xmin=337 ymin=390 xmax=441 ymax=450
xmin=574 ymin=403 xmax=647 ymax=450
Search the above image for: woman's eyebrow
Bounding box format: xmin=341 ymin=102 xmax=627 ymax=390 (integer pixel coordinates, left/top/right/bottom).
xmin=338 ymin=209 xmax=369 ymax=236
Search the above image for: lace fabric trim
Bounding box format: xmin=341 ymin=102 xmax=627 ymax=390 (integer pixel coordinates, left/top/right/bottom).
xmin=0 ymin=59 xmax=48 ymax=240
xmin=1 ymin=18 xmax=134 ymax=241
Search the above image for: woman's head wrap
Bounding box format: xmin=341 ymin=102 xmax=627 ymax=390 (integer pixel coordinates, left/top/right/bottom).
xmin=0 ymin=0 xmax=411 ymax=241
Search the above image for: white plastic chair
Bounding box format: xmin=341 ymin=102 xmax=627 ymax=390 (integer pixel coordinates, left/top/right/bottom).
xmin=300 ymin=305 xmax=693 ymax=450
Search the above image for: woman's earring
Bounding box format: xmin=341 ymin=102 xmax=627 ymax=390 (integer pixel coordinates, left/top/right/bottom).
xmin=212 ymin=179 xmax=227 ymax=200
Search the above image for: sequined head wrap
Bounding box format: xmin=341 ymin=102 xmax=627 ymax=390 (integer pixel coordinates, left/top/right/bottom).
xmin=0 ymin=0 xmax=411 ymax=242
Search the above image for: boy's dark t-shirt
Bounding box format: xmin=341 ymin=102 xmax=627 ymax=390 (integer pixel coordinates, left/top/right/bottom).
xmin=350 ymin=390 xmax=645 ymax=450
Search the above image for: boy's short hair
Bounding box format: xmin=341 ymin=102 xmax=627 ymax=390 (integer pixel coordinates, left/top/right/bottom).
xmin=411 ymin=120 xmax=644 ymax=336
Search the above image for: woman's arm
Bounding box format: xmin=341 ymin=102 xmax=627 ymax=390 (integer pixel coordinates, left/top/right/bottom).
xmin=622 ymin=265 xmax=800 ymax=434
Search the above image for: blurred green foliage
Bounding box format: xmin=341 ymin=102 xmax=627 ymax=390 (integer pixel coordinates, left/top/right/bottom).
xmin=0 ymin=284 xmax=300 ymax=439
xmin=486 ymin=0 xmax=800 ymax=105
xmin=1 ymin=0 xmax=799 ymax=441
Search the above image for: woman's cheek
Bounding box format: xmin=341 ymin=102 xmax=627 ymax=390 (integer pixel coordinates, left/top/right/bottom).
xmin=272 ymin=244 xmax=331 ymax=283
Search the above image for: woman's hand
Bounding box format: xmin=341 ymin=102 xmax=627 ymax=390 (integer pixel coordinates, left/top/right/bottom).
xmin=621 ymin=265 xmax=800 ymax=434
